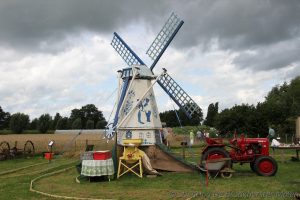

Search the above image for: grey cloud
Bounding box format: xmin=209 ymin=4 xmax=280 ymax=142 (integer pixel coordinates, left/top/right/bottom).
xmin=233 ymin=37 xmax=300 ymax=71
xmin=0 ymin=0 xmax=299 ymax=70
xmin=1 ymin=0 xmax=299 ymax=50
xmin=173 ymin=0 xmax=300 ymax=50
xmin=172 ymin=0 xmax=300 ymax=71
xmin=0 ymin=0 xmax=167 ymax=52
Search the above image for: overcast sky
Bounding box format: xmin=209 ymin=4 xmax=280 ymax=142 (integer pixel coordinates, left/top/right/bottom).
xmin=0 ymin=0 xmax=299 ymax=121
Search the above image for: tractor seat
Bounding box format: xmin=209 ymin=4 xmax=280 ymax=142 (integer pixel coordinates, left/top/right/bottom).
xmin=206 ymin=137 xmax=223 ymax=145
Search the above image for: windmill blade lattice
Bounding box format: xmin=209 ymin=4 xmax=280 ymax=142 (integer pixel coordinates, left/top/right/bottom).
xmin=146 ymin=13 xmax=184 ymax=70
xmin=158 ymin=72 xmax=202 ymax=119
xmin=111 ymin=32 xmax=145 ymax=66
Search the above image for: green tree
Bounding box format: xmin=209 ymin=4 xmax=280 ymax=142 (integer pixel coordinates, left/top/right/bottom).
xmin=69 ymin=109 xmax=81 ymax=125
xmin=38 ymin=114 xmax=52 ymax=133
xmin=81 ymin=104 xmax=106 ymax=128
xmin=159 ymin=110 xmax=180 ymax=127
xmin=159 ymin=105 xmax=203 ymax=127
xmin=0 ymin=106 xmax=11 ymax=129
xmin=215 ymin=104 xmax=264 ymax=136
xmin=288 ymin=77 xmax=300 ymax=116
xmin=72 ymin=118 xmax=82 ymax=129
xmin=258 ymin=76 xmax=300 ymax=137
xmin=9 ymin=113 xmax=29 ymax=133
xmin=204 ymin=102 xmax=219 ymax=127
xmin=179 ymin=109 xmax=203 ymax=126
xmin=52 ymin=113 xmax=62 ymax=130
xmin=56 ymin=117 xmax=69 ymax=130
xmin=69 ymin=104 xmax=107 ymax=129
xmin=86 ymin=119 xmax=94 ymax=129
xmin=96 ymin=120 xmax=107 ymax=129
xmin=29 ymin=118 xmax=38 ymax=130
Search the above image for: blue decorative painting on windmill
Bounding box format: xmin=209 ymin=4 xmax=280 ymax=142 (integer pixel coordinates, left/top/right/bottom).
xmin=149 ymin=93 xmax=158 ymax=118
xmin=137 ymin=98 xmax=151 ymax=124
xmin=125 ymin=130 xmax=132 ymax=139
xmin=123 ymin=90 xmax=135 ymax=116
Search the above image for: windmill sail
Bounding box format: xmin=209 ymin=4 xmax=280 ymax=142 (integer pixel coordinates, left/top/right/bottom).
xmin=146 ymin=13 xmax=184 ymax=70
xmin=158 ymin=72 xmax=202 ymax=119
xmin=111 ymin=32 xmax=145 ymax=66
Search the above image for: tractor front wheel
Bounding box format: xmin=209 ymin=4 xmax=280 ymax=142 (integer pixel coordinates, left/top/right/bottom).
xmin=254 ymin=156 xmax=278 ymax=176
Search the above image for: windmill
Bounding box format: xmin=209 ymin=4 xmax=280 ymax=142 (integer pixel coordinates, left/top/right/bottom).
xmin=107 ymin=13 xmax=201 ymax=171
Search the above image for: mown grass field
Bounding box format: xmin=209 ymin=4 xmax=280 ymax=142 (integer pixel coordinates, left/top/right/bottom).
xmin=1 ymin=131 xmax=299 ymax=199
xmin=0 ymin=146 xmax=299 ymax=200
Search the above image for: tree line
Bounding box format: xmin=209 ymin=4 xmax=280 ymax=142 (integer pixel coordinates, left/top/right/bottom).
xmin=0 ymin=104 xmax=107 ymax=134
xmin=212 ymin=76 xmax=300 ymax=137
xmin=161 ymin=76 xmax=300 ymax=137
xmin=2 ymin=76 xmax=300 ymax=136
xmin=159 ymin=106 xmax=203 ymax=127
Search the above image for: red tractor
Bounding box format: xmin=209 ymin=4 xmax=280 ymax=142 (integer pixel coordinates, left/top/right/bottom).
xmin=201 ymin=133 xmax=278 ymax=176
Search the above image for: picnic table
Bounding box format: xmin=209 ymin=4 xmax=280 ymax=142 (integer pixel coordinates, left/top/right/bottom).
xmin=81 ymin=159 xmax=114 ymax=180
xmin=80 ymin=151 xmax=114 ymax=181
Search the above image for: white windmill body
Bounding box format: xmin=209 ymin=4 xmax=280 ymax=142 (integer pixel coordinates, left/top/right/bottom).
xmin=116 ymin=65 xmax=162 ymax=146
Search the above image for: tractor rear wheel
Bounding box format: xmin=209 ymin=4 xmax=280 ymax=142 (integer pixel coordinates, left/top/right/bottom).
xmin=201 ymin=147 xmax=231 ymax=167
xmin=254 ymin=156 xmax=277 ymax=176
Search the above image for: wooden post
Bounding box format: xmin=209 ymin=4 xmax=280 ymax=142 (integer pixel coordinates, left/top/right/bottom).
xmin=296 ymin=117 xmax=300 ymax=139
xmin=281 ymin=149 xmax=284 ymax=163
xmin=181 ymin=141 xmax=187 ymax=159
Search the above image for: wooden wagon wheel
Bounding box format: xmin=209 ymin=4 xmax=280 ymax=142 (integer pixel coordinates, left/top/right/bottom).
xmin=24 ymin=140 xmax=35 ymax=158
xmin=0 ymin=141 xmax=10 ymax=161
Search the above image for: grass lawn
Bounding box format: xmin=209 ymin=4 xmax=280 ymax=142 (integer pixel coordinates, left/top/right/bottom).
xmin=0 ymin=150 xmax=299 ymax=200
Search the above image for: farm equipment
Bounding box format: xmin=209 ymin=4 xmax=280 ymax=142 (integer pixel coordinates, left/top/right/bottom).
xmin=0 ymin=141 xmax=10 ymax=160
xmin=201 ymin=133 xmax=278 ymax=176
xmin=0 ymin=140 xmax=35 ymax=160
xmin=200 ymin=158 xmax=234 ymax=179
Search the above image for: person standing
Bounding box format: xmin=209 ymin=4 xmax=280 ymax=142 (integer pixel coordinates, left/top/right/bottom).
xmin=196 ymin=130 xmax=202 ymax=140
xmin=268 ymin=127 xmax=276 ymax=141
xmin=189 ymin=131 xmax=194 ymax=146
